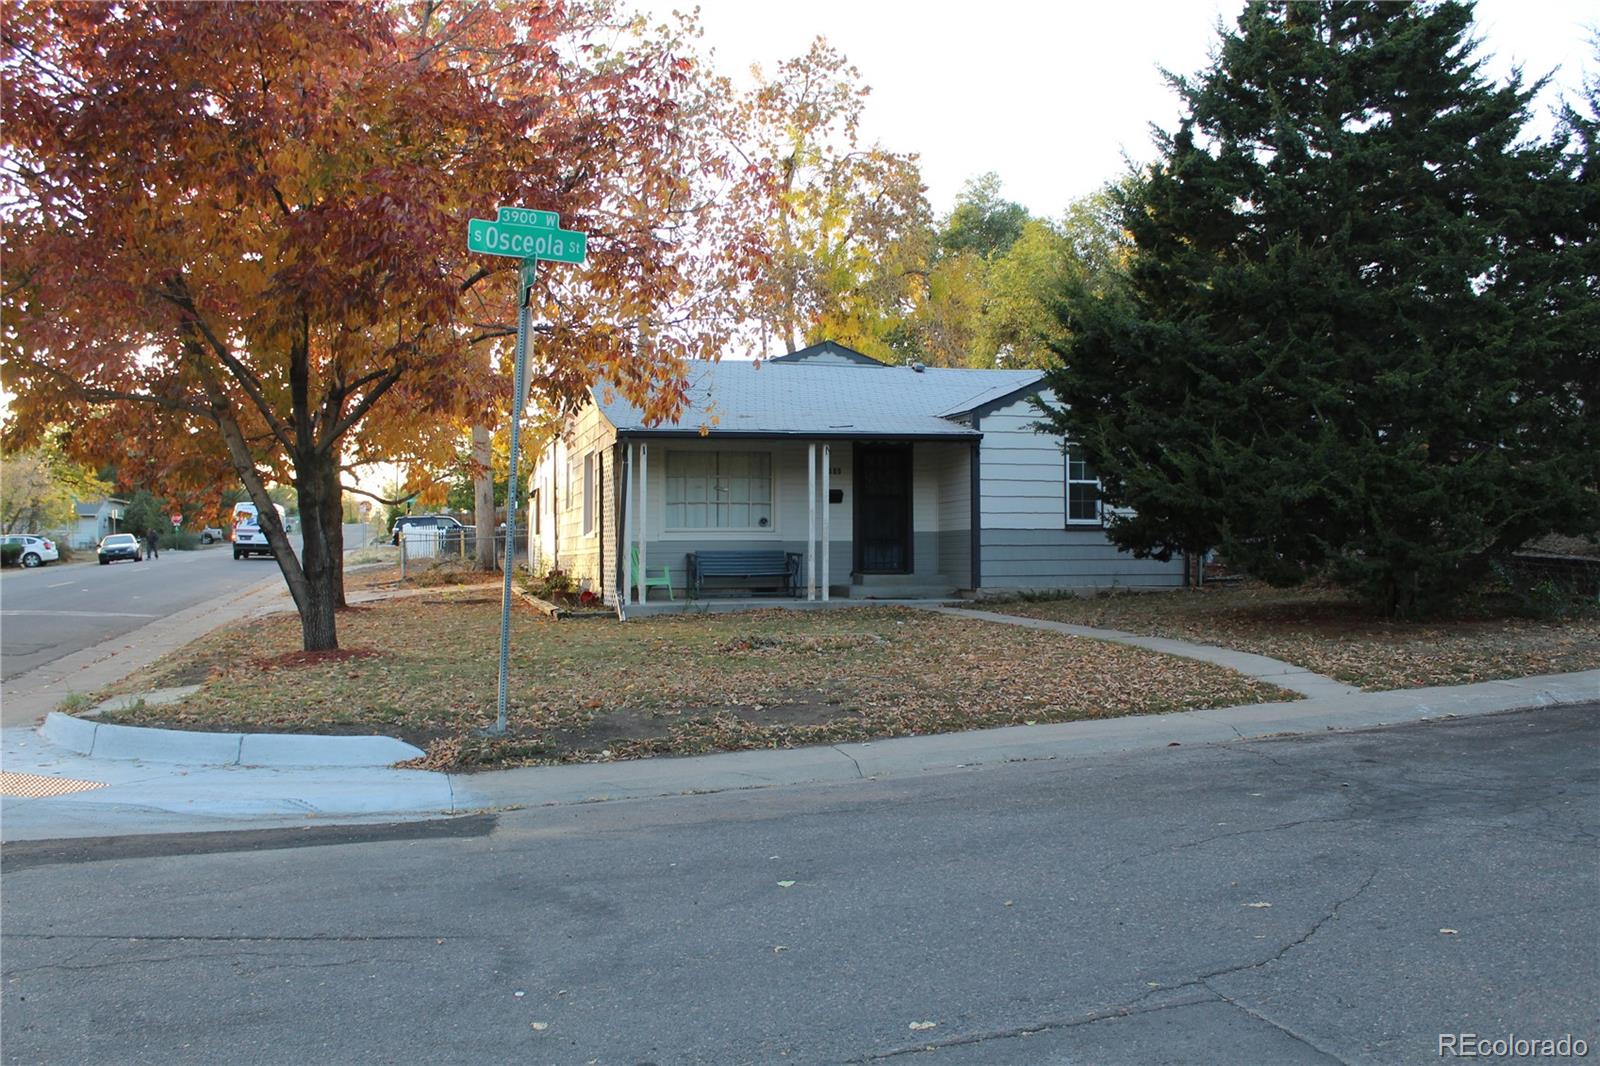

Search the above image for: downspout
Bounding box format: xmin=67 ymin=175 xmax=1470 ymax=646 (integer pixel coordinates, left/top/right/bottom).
xmin=598 ymin=450 xmax=606 ymax=602
xmin=969 ymin=424 xmax=982 ymax=593
xmin=552 ymin=442 xmax=561 ymax=573
xmin=613 ymin=439 xmax=628 ymax=600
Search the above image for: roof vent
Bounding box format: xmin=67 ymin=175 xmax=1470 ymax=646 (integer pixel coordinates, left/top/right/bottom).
xmin=912 ymin=362 xmax=925 ymax=373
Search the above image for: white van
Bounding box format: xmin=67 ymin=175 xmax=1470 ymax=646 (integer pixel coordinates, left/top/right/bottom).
xmin=232 ymin=502 xmax=287 ymax=559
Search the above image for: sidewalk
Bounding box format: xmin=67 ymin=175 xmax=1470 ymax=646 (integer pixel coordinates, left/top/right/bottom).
xmin=921 ymin=605 xmax=1363 ymax=699
xmin=4 ymin=667 xmax=1594 ymax=842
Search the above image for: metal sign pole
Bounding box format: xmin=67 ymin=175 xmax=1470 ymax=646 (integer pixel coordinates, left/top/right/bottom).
xmin=494 ymin=261 xmax=535 ymax=734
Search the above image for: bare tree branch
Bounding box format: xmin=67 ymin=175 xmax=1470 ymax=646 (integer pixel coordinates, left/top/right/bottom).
xmin=155 ymin=278 xmax=296 ymax=451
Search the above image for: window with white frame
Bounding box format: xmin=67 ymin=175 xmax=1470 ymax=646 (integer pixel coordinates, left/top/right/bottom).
xmin=1065 ymin=445 xmax=1102 ymax=525
xmin=664 ymin=450 xmax=773 ymax=530
xmin=581 ymin=452 xmax=595 ymax=535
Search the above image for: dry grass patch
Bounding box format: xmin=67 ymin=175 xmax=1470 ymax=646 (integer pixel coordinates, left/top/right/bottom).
xmin=989 ymin=584 xmax=1600 ymax=691
xmin=97 ymin=601 xmax=1292 ymax=770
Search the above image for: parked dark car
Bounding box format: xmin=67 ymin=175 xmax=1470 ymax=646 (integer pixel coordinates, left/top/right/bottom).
xmin=98 ymin=532 xmax=143 ymax=564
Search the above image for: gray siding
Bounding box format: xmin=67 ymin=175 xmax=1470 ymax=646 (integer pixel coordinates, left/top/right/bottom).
xmin=978 ymin=394 xmax=1183 ymax=590
xmin=931 ymin=444 xmax=972 ymax=586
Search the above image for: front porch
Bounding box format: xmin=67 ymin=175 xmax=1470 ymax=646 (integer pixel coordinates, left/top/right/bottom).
xmin=612 ymin=436 xmax=977 ymax=606
xmin=619 ymin=593 xmax=967 ymax=619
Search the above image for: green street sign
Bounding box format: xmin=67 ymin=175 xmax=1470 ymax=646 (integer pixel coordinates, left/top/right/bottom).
xmin=497 ymin=206 xmax=559 ymax=228
xmin=467 ymin=218 xmax=586 ymax=264
xmin=520 ymin=257 xmax=538 ymax=293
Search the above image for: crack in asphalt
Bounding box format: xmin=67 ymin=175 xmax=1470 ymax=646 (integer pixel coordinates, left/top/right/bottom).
xmin=5 ymin=952 xmax=411 ymax=977
xmin=1202 ymin=980 xmax=1350 ymax=1065
xmin=2 ymin=933 xmax=471 ymax=944
xmin=845 ymin=992 xmax=1215 ymax=1061
xmin=1095 ymin=814 xmax=1363 ymax=874
xmin=1196 ymin=868 xmax=1379 ymax=986
xmin=849 ymin=869 xmax=1381 ymax=1062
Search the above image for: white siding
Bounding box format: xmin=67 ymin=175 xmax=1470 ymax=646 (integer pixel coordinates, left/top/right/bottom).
xmin=541 ymin=403 xmax=617 ymax=592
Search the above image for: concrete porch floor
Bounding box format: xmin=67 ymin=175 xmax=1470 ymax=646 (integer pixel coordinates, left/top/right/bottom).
xmin=620 ymin=595 xmax=964 ymax=617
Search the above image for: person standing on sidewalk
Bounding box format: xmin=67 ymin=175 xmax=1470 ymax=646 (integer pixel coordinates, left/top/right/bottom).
xmin=145 ymin=527 xmax=160 ymax=560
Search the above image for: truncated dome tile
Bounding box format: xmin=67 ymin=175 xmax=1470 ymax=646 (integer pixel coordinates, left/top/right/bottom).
xmin=0 ymin=771 xmax=109 ymax=798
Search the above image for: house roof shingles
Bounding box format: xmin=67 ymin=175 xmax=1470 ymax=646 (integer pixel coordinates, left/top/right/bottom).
xmin=594 ymin=360 xmax=1044 ymax=439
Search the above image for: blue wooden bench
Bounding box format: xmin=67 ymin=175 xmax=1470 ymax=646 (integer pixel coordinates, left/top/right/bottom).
xmin=688 ymin=550 xmax=802 ymax=597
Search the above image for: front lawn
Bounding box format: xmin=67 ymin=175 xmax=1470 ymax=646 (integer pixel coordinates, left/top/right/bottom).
xmin=97 ymin=596 xmax=1293 ymax=770
xmin=986 ymin=584 xmax=1600 ymax=691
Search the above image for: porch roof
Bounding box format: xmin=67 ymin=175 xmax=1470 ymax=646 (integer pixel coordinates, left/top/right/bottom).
xmin=595 ymin=359 xmax=1043 ymax=439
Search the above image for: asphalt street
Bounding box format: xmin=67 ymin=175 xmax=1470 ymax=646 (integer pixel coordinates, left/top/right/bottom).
xmin=3 ymin=704 xmax=1594 ymax=1065
xmin=0 ymin=525 xmax=369 ymax=681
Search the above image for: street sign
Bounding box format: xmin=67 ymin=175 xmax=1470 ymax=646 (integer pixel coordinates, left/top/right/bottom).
xmin=467 ymin=218 xmax=586 ymax=264
xmin=469 ymin=206 xmax=589 ymax=734
xmin=497 ymin=206 xmax=558 ymax=228
xmin=170 ymin=513 xmax=181 ymax=527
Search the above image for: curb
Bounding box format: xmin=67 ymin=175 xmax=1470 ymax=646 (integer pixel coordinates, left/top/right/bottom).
xmin=39 ymin=712 xmax=424 ymax=767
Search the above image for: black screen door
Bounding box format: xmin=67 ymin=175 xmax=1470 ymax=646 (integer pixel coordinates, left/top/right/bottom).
xmin=855 ymin=444 xmax=912 ymax=573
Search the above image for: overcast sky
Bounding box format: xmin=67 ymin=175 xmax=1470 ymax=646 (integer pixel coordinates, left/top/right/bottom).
xmin=665 ymin=0 xmax=1596 ymax=219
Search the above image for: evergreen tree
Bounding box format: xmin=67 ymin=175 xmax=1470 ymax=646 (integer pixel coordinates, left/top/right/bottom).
xmin=1041 ymin=1 xmax=1598 ymax=615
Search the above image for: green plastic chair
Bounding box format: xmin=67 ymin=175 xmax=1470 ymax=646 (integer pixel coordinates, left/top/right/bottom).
xmin=630 ymin=546 xmax=674 ymax=601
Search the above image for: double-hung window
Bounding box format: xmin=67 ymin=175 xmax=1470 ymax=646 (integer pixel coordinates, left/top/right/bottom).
xmin=665 ymin=451 xmax=773 ymax=530
xmin=1065 ymin=445 xmax=1102 ymax=525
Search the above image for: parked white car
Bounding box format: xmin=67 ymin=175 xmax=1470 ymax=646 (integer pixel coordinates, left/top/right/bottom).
xmin=2 ymin=534 xmax=60 ymax=568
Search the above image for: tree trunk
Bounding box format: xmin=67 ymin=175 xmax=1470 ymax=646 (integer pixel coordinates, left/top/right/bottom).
xmin=292 ymin=451 xmax=342 ymax=651
xmin=472 ymin=423 xmax=497 ymax=570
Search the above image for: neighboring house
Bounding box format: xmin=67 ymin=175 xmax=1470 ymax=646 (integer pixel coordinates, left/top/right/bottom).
xmin=68 ymin=496 xmax=128 ymax=550
xmin=529 ymin=341 xmax=1183 ymax=604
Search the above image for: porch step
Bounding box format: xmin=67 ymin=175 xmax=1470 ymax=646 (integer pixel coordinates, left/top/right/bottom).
xmin=847 ymin=573 xmax=959 ymax=599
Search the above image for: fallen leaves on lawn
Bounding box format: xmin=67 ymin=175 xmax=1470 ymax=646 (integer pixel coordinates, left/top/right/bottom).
xmin=995 ymin=584 xmax=1600 ymax=691
xmin=98 ymin=603 xmax=1294 ymax=770
xmin=253 ymin=648 xmax=378 ymax=670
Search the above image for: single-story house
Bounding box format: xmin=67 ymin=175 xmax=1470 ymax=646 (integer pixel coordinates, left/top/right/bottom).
xmin=67 ymin=496 xmax=128 ymax=550
xmin=528 ymin=341 xmax=1183 ymax=604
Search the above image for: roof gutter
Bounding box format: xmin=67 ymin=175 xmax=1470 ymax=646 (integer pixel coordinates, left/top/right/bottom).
xmin=614 ymin=429 xmax=981 ymax=442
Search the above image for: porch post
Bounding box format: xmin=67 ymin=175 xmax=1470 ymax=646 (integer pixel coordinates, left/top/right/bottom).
xmin=639 ymin=442 xmax=649 ymax=603
xmin=807 ymin=442 xmax=817 ymax=600
xmin=623 ymin=443 xmax=636 ymax=604
xmin=821 ymin=444 xmax=831 ymax=602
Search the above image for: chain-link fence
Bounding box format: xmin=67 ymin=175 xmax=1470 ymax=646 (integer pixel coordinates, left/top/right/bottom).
xmin=398 ymin=526 xmax=523 ymax=576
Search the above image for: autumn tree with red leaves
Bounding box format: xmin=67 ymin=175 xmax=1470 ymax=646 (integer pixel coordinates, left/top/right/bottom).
xmin=2 ymin=1 xmax=754 ymax=650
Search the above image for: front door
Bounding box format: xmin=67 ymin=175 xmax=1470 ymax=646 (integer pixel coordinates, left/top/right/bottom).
xmin=855 ymin=443 xmax=912 ymax=573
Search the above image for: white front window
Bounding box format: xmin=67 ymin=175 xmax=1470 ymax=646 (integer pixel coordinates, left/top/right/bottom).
xmin=665 ymin=451 xmax=773 ymax=530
